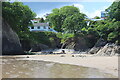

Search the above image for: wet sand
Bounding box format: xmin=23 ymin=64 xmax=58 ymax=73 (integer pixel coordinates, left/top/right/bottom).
xmin=1 ymin=54 xmax=119 ymax=77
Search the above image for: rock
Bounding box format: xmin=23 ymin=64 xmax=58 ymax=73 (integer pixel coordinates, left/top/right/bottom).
xmin=88 ymin=47 xmax=101 ymax=54
xmin=96 ymin=43 xmax=120 ymax=56
xmin=94 ymin=38 xmax=107 ymax=47
xmin=50 ymin=37 xmax=61 ymax=48
xmin=88 ymin=38 xmax=120 ymax=56
xmin=61 ymin=50 xmax=66 ymax=54
xmin=88 ymin=38 xmax=107 ymax=54
xmin=30 ymin=43 xmax=49 ymax=52
xmin=2 ymin=19 xmax=24 ymax=55
xmin=21 ymin=40 xmax=51 ymax=52
xmin=20 ymin=40 xmax=31 ymax=51
xmin=49 ymin=51 xmax=53 ymax=54
xmin=62 ymin=37 xmax=88 ymax=51
xmin=72 ymin=55 xmax=75 ymax=57
xmin=60 ymin=55 xmax=65 ymax=57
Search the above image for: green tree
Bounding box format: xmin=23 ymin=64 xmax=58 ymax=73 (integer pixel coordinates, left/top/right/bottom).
xmin=62 ymin=13 xmax=87 ymax=33
xmin=60 ymin=6 xmax=80 ymax=17
xmin=107 ymin=21 xmax=120 ymax=44
xmin=94 ymin=16 xmax=100 ymax=19
xmin=39 ymin=18 xmax=45 ymax=23
xmin=47 ymin=12 xmax=63 ymax=32
xmin=2 ymin=2 xmax=36 ymax=40
xmin=106 ymin=1 xmax=120 ymax=21
xmin=47 ymin=6 xmax=85 ymax=32
xmin=87 ymin=19 xmax=120 ymax=44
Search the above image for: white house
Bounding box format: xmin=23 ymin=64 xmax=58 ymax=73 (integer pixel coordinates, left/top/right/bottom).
xmin=28 ymin=19 xmax=57 ymax=33
xmin=86 ymin=18 xmax=104 ymax=26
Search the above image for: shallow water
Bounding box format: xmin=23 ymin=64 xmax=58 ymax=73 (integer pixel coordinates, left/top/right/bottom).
xmin=2 ymin=57 xmax=117 ymax=78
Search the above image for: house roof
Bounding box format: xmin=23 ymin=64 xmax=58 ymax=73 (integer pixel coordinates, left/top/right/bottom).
xmin=33 ymin=23 xmax=49 ymax=26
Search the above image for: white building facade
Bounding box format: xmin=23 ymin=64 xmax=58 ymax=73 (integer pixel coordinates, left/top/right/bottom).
xmin=28 ymin=19 xmax=57 ymax=33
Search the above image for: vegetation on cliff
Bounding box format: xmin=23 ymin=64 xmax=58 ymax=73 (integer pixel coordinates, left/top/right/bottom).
xmin=2 ymin=1 xmax=120 ymax=53
xmin=46 ymin=1 xmax=120 ymax=47
xmin=2 ymin=2 xmax=36 ymax=45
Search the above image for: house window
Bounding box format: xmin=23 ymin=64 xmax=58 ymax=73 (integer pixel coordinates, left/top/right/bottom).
xmin=31 ymin=27 xmax=34 ymax=29
xmin=37 ymin=26 xmax=40 ymax=29
xmin=44 ymin=26 xmax=46 ymax=29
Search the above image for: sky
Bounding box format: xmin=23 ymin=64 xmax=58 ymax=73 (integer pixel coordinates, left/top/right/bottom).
xmin=23 ymin=2 xmax=113 ymax=18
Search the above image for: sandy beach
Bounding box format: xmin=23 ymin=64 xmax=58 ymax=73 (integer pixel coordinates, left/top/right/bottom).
xmin=1 ymin=54 xmax=118 ymax=77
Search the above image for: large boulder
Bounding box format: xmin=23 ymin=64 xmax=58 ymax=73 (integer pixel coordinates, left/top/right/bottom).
xmin=20 ymin=40 xmax=31 ymax=51
xmin=30 ymin=43 xmax=49 ymax=52
xmin=21 ymin=40 xmax=51 ymax=52
xmin=62 ymin=37 xmax=88 ymax=51
xmin=2 ymin=19 xmax=24 ymax=55
xmin=88 ymin=38 xmax=107 ymax=54
xmin=49 ymin=37 xmax=61 ymax=49
xmin=94 ymin=38 xmax=107 ymax=47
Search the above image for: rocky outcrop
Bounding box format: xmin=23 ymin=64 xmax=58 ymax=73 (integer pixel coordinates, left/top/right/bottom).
xmin=62 ymin=37 xmax=88 ymax=51
xmin=2 ymin=19 xmax=24 ymax=55
xmin=29 ymin=43 xmax=49 ymax=52
xmin=20 ymin=40 xmax=31 ymax=51
xmin=50 ymin=37 xmax=61 ymax=48
xmin=88 ymin=47 xmax=100 ymax=54
xmin=88 ymin=38 xmax=120 ymax=56
xmin=88 ymin=38 xmax=107 ymax=54
xmin=94 ymin=38 xmax=107 ymax=47
xmin=95 ymin=43 xmax=120 ymax=56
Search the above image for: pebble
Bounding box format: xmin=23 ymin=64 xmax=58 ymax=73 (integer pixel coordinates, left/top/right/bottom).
xmin=60 ymin=55 xmax=65 ymax=57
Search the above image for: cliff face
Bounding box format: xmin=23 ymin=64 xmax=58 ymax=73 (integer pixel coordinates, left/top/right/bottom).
xmin=61 ymin=37 xmax=88 ymax=51
xmin=2 ymin=19 xmax=24 ymax=55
